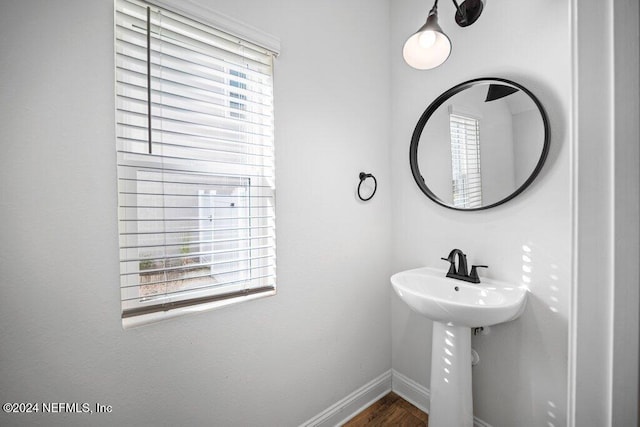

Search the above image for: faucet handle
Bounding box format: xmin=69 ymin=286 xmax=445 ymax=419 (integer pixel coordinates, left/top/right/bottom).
xmin=441 ymin=256 xmax=456 ymax=275
xmin=469 ymin=265 xmax=488 ymax=283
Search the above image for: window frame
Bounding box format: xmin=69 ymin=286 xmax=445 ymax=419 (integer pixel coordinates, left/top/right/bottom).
xmin=114 ymin=0 xmax=280 ymax=328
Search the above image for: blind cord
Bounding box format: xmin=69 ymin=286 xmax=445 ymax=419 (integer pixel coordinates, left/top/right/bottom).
xmin=146 ymin=6 xmax=152 ymax=154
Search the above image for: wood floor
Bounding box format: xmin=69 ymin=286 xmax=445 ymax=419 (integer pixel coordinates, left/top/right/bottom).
xmin=342 ymin=392 xmax=428 ymax=426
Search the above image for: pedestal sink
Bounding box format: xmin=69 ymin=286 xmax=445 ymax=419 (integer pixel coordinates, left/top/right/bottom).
xmin=391 ymin=267 xmax=527 ymax=427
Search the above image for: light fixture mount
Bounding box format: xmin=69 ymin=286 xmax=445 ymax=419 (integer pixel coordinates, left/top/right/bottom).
xmin=453 ymin=0 xmax=484 ymax=27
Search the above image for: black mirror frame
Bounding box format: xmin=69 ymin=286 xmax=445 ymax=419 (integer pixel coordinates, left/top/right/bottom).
xmin=409 ymin=77 xmax=551 ymax=211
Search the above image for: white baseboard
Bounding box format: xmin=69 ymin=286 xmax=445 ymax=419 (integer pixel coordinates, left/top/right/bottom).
xmin=299 ymin=370 xmax=392 ymax=427
xmin=473 ymin=417 xmax=493 ymax=427
xmin=301 ymin=369 xmax=492 ymax=427
xmin=391 ymin=369 xmax=430 ymax=413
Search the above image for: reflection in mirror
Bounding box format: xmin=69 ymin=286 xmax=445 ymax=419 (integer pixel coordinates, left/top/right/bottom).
xmin=411 ymin=78 xmax=549 ymax=210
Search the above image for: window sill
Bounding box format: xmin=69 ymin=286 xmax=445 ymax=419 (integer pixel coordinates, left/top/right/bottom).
xmin=121 ymin=287 xmax=276 ymax=329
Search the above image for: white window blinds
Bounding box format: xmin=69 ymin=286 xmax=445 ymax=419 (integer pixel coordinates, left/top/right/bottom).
xmin=115 ymin=0 xmax=277 ymax=325
xmin=449 ymin=113 xmax=482 ymax=208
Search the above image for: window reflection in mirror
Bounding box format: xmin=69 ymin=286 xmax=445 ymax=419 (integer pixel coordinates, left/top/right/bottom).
xmin=412 ymin=79 xmax=549 ymax=210
xmin=449 ymin=111 xmax=482 ymax=208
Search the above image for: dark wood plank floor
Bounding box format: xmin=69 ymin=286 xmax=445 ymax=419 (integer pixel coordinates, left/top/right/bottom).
xmin=342 ymin=392 xmax=428 ymax=426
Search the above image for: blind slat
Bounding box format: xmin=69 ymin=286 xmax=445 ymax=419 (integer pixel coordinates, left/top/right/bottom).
xmin=116 ymin=123 xmax=273 ymax=150
xmin=117 ymin=116 xmax=273 ymax=148
xmin=115 ymin=53 xmax=273 ymax=101
xmin=116 ymin=80 xmax=274 ymax=123
xmin=122 ymin=260 xmax=275 ymax=283
xmin=115 ymin=60 xmax=273 ymax=107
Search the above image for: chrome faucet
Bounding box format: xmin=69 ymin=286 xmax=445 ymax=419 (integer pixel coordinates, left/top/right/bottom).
xmin=441 ymin=249 xmax=487 ymax=283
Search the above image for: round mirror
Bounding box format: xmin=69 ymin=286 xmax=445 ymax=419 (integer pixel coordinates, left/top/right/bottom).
xmin=410 ymin=78 xmax=550 ymax=210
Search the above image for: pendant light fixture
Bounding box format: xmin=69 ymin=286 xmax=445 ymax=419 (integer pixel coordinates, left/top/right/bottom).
xmin=403 ymin=0 xmax=485 ymax=70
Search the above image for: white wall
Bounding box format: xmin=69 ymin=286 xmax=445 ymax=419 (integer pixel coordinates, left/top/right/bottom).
xmin=0 ymin=0 xmax=391 ymax=425
xmin=390 ymin=1 xmax=572 ymax=426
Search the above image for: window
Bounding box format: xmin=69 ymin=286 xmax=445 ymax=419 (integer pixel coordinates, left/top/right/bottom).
xmin=115 ymin=0 xmax=278 ymax=327
xmin=449 ymin=113 xmax=482 ymax=208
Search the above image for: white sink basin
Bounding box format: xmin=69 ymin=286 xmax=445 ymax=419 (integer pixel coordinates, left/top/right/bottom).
xmin=391 ymin=266 xmax=527 ymax=327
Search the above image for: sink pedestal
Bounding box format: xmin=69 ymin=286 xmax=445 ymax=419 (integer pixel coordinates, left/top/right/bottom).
xmin=429 ymin=322 xmax=473 ymax=427
xmin=390 ymin=267 xmax=528 ymax=426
